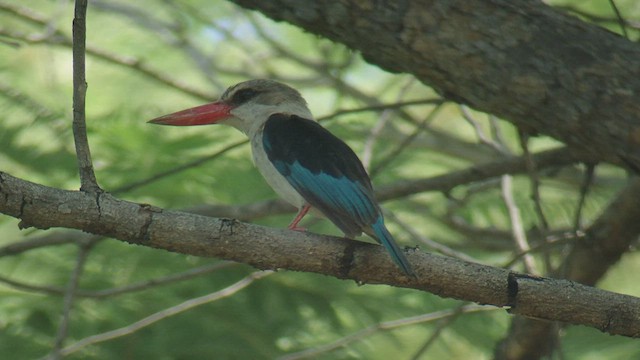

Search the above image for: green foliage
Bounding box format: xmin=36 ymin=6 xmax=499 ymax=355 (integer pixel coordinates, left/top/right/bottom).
xmin=1 ymin=0 xmax=639 ymax=359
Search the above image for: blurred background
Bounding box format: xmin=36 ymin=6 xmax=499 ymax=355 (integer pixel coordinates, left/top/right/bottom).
xmin=0 ymin=0 xmax=639 ymax=358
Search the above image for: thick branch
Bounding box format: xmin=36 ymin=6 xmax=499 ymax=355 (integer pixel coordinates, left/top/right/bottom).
xmin=229 ymin=0 xmax=640 ymax=170
xmin=1 ymin=171 xmax=639 ymax=337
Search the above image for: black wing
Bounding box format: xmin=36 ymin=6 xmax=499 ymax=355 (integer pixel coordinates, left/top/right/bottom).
xmin=262 ymin=113 xmax=380 ymax=237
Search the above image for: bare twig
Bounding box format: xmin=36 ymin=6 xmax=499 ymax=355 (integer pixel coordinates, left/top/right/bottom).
xmin=378 ymin=147 xmax=583 ymax=202
xmin=111 ymin=139 xmax=248 ymax=194
xmin=501 ymin=175 xmax=538 ymax=275
xmin=385 ymin=211 xmax=480 ymax=263
xmin=410 ymin=305 xmax=468 ymax=360
xmin=573 ymin=163 xmax=595 ymax=232
xmin=279 ymin=305 xmax=494 ymax=360
xmin=460 ymin=105 xmax=510 ymax=156
xmin=0 ymin=230 xmax=86 ymax=257
xmin=0 ymin=261 xmax=237 ymax=298
xmin=57 ymin=271 xmax=274 ymax=357
xmin=553 ymin=5 xmax=640 ymax=31
xmin=370 ymin=103 xmax=443 ymax=178
xmin=71 ymin=0 xmax=99 ymax=192
xmin=501 ymin=232 xmax=580 ymax=269
xmin=316 ymin=99 xmax=444 ymax=123
xmin=362 ymin=78 xmax=416 ymax=170
xmin=48 ymin=237 xmax=98 ymax=359
xmin=518 ymin=131 xmax=549 ymax=230
xmin=607 ymin=0 xmax=629 ymax=38
xmin=361 ymin=109 xmax=391 ymax=171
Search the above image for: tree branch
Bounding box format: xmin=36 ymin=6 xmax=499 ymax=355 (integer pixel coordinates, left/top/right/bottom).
xmin=1 ymin=171 xmax=639 ymax=337
xmin=0 ymin=146 xmax=583 ymax=258
xmin=229 ymin=0 xmax=640 ymax=170
xmin=71 ymin=0 xmax=99 ymax=192
xmin=58 ymin=270 xmax=274 ymax=357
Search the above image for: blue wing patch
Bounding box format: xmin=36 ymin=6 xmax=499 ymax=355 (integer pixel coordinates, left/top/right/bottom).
xmin=263 ymin=114 xmax=380 ymax=237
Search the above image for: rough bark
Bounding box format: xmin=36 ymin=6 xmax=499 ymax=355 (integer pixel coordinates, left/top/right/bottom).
xmin=229 ymin=0 xmax=640 ymax=170
xmin=1 ymin=171 xmax=640 ymax=337
xmin=495 ymin=178 xmax=640 ymax=358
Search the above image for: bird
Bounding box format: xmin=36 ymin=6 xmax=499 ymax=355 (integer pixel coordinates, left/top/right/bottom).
xmin=148 ymin=79 xmax=415 ymax=276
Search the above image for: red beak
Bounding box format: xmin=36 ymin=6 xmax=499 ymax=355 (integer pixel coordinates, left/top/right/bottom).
xmin=147 ymin=101 xmax=233 ymax=126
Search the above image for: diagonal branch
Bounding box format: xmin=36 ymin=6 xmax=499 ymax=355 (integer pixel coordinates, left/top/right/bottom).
xmin=280 ymin=304 xmax=494 ymax=360
xmin=58 ymin=270 xmax=274 ymax=357
xmin=1 ymin=171 xmax=639 ymax=337
xmin=229 ymin=0 xmax=640 ymax=170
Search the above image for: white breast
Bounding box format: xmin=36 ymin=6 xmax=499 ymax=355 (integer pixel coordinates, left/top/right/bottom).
xmin=250 ymin=130 xmax=305 ymax=209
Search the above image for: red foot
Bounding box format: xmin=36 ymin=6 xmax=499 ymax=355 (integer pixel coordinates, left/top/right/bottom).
xmin=288 ymin=204 xmax=311 ymax=231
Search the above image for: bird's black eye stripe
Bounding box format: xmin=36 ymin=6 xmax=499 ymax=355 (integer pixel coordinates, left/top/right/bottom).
xmin=231 ymin=88 xmax=260 ymax=105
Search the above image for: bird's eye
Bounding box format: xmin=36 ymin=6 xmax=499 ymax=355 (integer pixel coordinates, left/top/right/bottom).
xmin=231 ymin=88 xmax=259 ymax=104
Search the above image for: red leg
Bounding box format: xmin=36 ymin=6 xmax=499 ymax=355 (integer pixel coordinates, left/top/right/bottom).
xmin=288 ymin=204 xmax=311 ymax=232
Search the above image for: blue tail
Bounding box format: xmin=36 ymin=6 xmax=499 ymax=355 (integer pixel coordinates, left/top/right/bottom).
xmin=370 ymin=217 xmax=415 ymax=277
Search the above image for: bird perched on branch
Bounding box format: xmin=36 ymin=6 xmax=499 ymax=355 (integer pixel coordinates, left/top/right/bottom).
xmin=148 ymin=79 xmax=414 ymax=276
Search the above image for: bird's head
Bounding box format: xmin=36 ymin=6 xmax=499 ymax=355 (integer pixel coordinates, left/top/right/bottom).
xmin=148 ymin=79 xmax=313 ymax=136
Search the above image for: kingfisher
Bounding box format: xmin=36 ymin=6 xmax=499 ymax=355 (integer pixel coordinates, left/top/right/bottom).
xmin=148 ymin=79 xmax=414 ymax=276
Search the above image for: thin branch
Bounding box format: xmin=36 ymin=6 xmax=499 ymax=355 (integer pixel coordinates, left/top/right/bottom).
xmin=607 ymin=0 xmax=629 ymax=38
xmin=460 ymin=105 xmax=510 ymax=156
xmin=553 ymin=5 xmax=640 ymax=31
xmin=111 ymin=139 xmax=248 ymax=194
xmin=49 ymin=237 xmax=98 ymax=359
xmin=501 ymin=232 xmax=580 ymax=269
xmin=85 ymin=261 xmax=239 ymax=298
xmin=0 ymin=261 xmax=237 ymax=298
xmin=573 ymin=163 xmax=595 ymax=232
xmin=0 ymin=275 xmax=71 ymax=296
xmin=378 ymin=147 xmax=584 ymax=202
xmin=279 ymin=305 xmax=494 ymax=360
xmin=369 ymin=103 xmax=443 ymax=178
xmin=316 ymin=99 xmax=444 ymax=123
xmin=410 ymin=305 xmax=467 ymax=360
xmin=0 ymin=230 xmax=85 ymax=257
xmin=385 ymin=211 xmax=480 ymax=263
xmin=57 ymin=270 xmax=274 ymax=357
xmin=501 ymin=175 xmax=538 ymax=275
xmin=71 ymin=0 xmax=99 ymax=192
xmin=361 ymin=108 xmax=391 ymax=171
xmin=519 ymin=131 xmax=549 ymax=230
xmin=361 ymin=77 xmax=416 ymax=170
